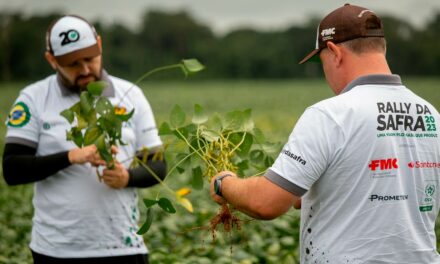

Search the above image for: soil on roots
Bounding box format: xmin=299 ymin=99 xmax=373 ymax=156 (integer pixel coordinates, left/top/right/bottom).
xmin=210 ymin=203 xmax=241 ymax=242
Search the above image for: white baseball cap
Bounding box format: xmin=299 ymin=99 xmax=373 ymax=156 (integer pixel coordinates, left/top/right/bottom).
xmin=46 ymin=15 xmax=101 ymax=66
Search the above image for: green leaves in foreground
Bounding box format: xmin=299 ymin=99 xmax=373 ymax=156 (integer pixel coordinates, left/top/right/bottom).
xmin=137 ymin=197 xmax=176 ymax=234
xmin=139 ymin=104 xmax=280 ymax=233
xmin=159 ymin=104 xmax=281 ymax=179
xmin=60 ymin=81 xmax=134 ymax=168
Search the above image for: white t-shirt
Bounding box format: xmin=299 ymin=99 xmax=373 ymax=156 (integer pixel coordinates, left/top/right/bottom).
xmin=5 ymin=72 xmax=162 ymax=258
xmin=267 ymin=75 xmax=440 ymax=263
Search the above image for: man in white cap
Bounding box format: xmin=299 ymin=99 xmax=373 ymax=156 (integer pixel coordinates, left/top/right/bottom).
xmin=210 ymin=4 xmax=440 ymax=263
xmin=3 ymin=15 xmax=165 ymax=264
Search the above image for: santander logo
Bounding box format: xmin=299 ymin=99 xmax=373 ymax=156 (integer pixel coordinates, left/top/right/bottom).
xmin=408 ymin=161 xmax=440 ymax=169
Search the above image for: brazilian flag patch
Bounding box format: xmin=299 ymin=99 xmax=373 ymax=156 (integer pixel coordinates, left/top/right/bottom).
xmin=7 ymin=102 xmax=31 ymax=127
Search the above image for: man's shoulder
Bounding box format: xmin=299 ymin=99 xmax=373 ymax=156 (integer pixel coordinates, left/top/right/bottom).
xmin=20 ymin=75 xmax=55 ymax=96
xmin=108 ymin=75 xmax=137 ymax=89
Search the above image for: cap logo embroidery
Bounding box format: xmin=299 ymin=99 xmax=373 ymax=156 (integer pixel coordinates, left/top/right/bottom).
xmin=321 ymin=27 xmax=335 ymax=41
xmin=59 ymin=29 xmax=80 ymax=46
xmin=358 ymin=10 xmax=374 ymax=18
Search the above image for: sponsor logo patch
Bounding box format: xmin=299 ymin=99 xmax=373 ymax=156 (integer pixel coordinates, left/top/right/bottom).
xmin=369 ymin=194 xmax=408 ymax=202
xmin=420 ymin=182 xmax=436 ymax=212
xmin=7 ymin=102 xmax=31 ymax=127
xmin=368 ymin=158 xmax=398 ymax=178
xmin=376 ymin=101 xmax=437 ymax=138
xmin=408 ymin=161 xmax=440 ymax=169
xmin=60 ymin=29 xmax=80 ymax=46
xmin=321 ymin=27 xmax=335 ymax=41
xmin=282 ymin=149 xmax=306 ymax=165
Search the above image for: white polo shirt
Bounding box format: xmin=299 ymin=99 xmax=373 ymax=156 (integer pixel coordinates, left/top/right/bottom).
xmin=267 ymin=75 xmax=440 ymax=263
xmin=5 ymin=71 xmax=162 ymax=258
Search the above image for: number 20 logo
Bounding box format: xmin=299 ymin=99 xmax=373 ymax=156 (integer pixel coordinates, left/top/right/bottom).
xmin=59 ymin=30 xmax=80 ymax=46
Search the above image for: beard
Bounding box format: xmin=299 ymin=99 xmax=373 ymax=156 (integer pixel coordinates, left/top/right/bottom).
xmin=58 ymin=68 xmax=103 ymax=93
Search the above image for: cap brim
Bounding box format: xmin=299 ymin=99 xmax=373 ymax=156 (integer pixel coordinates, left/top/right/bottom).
xmin=55 ymin=44 xmax=101 ymax=66
xmin=298 ymin=49 xmax=320 ymax=64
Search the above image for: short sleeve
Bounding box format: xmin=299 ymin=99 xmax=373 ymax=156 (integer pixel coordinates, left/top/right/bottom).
xmin=5 ymin=92 xmax=40 ymax=147
xmin=269 ymin=107 xmax=344 ymax=191
xmin=131 ymin=87 xmax=162 ymax=150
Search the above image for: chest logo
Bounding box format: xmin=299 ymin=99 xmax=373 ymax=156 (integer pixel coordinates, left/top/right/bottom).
xmin=7 ymin=102 xmax=31 ymax=127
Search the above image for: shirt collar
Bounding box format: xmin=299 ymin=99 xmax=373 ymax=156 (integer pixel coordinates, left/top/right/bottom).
xmin=58 ymin=69 xmax=115 ymax=97
xmin=341 ymin=74 xmax=402 ymax=94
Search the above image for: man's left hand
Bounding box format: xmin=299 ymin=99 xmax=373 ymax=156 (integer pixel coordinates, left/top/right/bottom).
xmin=102 ymin=161 xmax=129 ymax=189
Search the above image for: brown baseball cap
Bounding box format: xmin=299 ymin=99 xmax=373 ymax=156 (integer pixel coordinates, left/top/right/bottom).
xmin=299 ymin=3 xmax=384 ymax=64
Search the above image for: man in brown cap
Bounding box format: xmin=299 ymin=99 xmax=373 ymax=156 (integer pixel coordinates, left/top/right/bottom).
xmin=210 ymin=4 xmax=440 ymax=263
xmin=3 ymin=15 xmax=166 ymax=263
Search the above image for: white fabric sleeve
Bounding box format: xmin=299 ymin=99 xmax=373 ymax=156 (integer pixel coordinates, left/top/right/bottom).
xmin=131 ymin=87 xmax=162 ymax=150
xmin=5 ymin=92 xmax=40 ymax=147
xmin=268 ymin=106 xmax=344 ymax=192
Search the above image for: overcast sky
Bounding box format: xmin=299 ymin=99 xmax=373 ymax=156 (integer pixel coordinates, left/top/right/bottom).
xmin=1 ymin=0 xmax=439 ymax=34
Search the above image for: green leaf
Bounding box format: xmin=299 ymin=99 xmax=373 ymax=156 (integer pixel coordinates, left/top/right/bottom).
xmin=224 ymin=110 xmax=244 ymax=131
xmin=83 ymin=125 xmax=102 ymax=146
xmin=96 ymin=97 xmax=113 ymax=116
xmin=85 ymin=109 xmax=98 ymax=124
xmin=98 ymin=115 xmax=122 ymax=139
xmin=236 ymin=160 xmax=249 ymax=175
xmin=264 ymin=155 xmax=275 ymax=167
xmin=229 ymin=132 xmax=253 ymax=156
xmin=200 ymin=129 xmax=220 ymax=142
xmin=170 ymin=105 xmax=186 ymax=127
xmin=158 ymin=122 xmax=173 ymax=135
xmin=192 ymin=104 xmax=208 ymax=124
xmin=137 ymin=207 xmax=153 ymax=235
xmin=116 ymin=109 xmax=134 ymax=122
xmin=80 ymin=91 xmax=93 ymax=115
xmin=252 ymin=127 xmax=266 ymax=143
xmin=70 ymin=102 xmax=82 ymax=115
xmin=191 ymin=166 xmax=204 ymax=190
xmin=182 ymin=59 xmax=205 ymax=74
xmin=77 ymin=115 xmax=88 ymax=130
xmin=71 ymin=128 xmax=84 ymax=147
xmin=143 ymin=199 xmax=158 ymax=208
xmin=60 ymin=109 xmax=74 ymax=123
xmin=87 ymin=81 xmax=107 ymax=96
xmin=242 ymin=109 xmax=254 ymax=131
xmin=250 ymin=149 xmax=265 ymax=164
xmin=158 ymin=198 xmax=176 ymax=214
xmin=209 ymin=114 xmax=223 ymax=133
xmin=261 ymin=142 xmax=282 ymax=153
xmin=99 ymin=147 xmax=114 ymax=168
xmin=94 ymin=133 xmax=106 ymax=150
xmin=176 ymin=166 xmax=185 ymax=174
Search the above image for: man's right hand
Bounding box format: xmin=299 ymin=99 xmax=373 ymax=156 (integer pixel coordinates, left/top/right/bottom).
xmin=68 ymin=145 xmax=106 ymax=166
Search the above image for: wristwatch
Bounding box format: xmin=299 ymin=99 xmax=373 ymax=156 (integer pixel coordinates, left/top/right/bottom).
xmin=214 ymin=174 xmax=233 ymax=197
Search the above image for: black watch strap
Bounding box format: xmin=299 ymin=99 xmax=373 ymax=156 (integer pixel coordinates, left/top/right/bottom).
xmin=214 ymin=174 xmax=233 ymax=197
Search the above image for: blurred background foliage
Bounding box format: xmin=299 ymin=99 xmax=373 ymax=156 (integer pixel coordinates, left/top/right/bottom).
xmin=0 ymin=10 xmax=439 ymax=82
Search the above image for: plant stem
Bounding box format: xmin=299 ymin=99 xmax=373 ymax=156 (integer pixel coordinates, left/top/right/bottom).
xmin=228 ymin=132 xmax=247 ymax=155
xmin=136 ymin=157 xmax=175 ymax=195
xmin=175 ymin=128 xmax=218 ymax=174
xmin=117 ymin=64 xmax=183 ymax=106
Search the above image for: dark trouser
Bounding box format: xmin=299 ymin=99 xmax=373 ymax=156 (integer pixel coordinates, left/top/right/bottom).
xmin=32 ymin=250 xmax=149 ymax=264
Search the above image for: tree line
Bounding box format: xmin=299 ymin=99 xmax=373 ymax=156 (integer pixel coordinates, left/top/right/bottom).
xmin=0 ymin=10 xmax=439 ymax=82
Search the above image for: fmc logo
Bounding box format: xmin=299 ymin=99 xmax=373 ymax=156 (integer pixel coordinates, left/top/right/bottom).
xmin=368 ymin=158 xmax=398 ymax=171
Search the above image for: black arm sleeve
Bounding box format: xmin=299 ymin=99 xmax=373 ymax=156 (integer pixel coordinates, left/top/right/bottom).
xmin=127 ymin=152 xmax=167 ymax=188
xmin=2 ymin=143 xmax=71 ymax=185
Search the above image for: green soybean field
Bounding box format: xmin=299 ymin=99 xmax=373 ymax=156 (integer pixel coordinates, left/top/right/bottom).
xmin=0 ymin=78 xmax=439 ymax=264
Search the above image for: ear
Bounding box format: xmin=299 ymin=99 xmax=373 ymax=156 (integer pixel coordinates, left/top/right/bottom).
xmin=326 ymin=42 xmax=343 ymax=67
xmin=97 ymin=35 xmax=102 ymax=52
xmin=45 ymin=51 xmax=58 ymax=70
